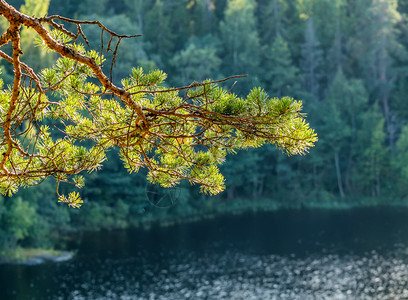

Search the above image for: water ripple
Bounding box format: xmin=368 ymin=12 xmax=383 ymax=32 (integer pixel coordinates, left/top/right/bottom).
xmin=56 ymin=247 xmax=408 ymax=300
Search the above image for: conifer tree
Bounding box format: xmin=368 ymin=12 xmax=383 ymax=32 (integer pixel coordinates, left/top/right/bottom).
xmin=300 ymin=17 xmax=323 ymax=99
xmin=170 ymin=42 xmax=221 ymax=85
xmin=393 ymin=125 xmax=408 ymax=195
xmin=318 ymin=70 xmax=369 ymax=197
xmin=123 ymin=0 xmax=145 ymax=34
xmin=220 ymin=0 xmax=261 ymax=92
xmin=187 ymin=0 xmax=216 ymax=36
xmin=326 ymin=0 xmax=346 ymax=81
xmin=258 ymin=0 xmax=288 ymax=43
xmin=360 ymin=117 xmax=388 ymax=197
xmin=144 ymin=0 xmax=175 ymax=67
xmin=263 ymin=35 xmax=299 ymax=98
xmin=350 ymin=0 xmax=406 ymax=148
xmin=0 ymin=0 xmax=316 ymax=207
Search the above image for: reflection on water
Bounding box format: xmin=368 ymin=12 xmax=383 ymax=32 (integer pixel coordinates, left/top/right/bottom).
xmin=2 ymin=208 xmax=408 ymax=299
xmin=44 ymin=248 xmax=408 ymax=299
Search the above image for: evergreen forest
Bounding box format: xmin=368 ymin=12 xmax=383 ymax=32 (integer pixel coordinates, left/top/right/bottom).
xmin=1 ymin=0 xmax=408 ymax=257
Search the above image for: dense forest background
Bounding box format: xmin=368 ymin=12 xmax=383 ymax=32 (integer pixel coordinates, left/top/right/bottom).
xmin=1 ymin=0 xmax=408 ymax=253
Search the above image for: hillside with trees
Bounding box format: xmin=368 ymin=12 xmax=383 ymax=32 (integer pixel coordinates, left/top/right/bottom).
xmin=1 ymin=0 xmax=408 ymax=257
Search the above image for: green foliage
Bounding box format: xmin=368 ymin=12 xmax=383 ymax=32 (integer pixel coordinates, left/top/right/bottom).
xmin=58 ymin=192 xmax=83 ymax=208
xmin=20 ymin=0 xmax=54 ymax=69
xmin=78 ymin=13 xmax=149 ymax=81
xmin=392 ymin=125 xmax=408 ymax=197
xmin=170 ymin=42 xmax=222 ymax=84
xmin=300 ymin=17 xmax=323 ymax=98
xmin=220 ymin=0 xmax=261 ymax=92
xmin=0 ymin=1 xmax=316 ymax=212
xmin=4 ymin=0 xmax=408 ymax=254
xmin=263 ymin=35 xmax=299 ymax=98
xmin=0 ymin=197 xmax=36 ymax=250
xmin=144 ymin=0 xmax=176 ymax=65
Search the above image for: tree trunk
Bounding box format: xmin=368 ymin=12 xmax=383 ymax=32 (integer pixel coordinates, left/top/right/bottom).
xmin=273 ymin=0 xmax=280 ymax=36
xmin=227 ymin=186 xmax=235 ymax=201
xmin=334 ymin=151 xmax=345 ymax=198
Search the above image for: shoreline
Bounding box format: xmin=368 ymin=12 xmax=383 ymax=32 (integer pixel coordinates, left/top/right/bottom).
xmin=0 ymin=248 xmax=74 ymax=266
xmin=2 ymin=201 xmax=408 ymax=265
xmin=131 ymin=198 xmax=408 ymax=229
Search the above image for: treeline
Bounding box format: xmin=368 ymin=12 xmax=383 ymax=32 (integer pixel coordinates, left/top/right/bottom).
xmin=2 ymin=0 xmax=408 ymax=254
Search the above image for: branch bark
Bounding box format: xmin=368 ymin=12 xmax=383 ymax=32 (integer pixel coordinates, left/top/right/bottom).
xmin=0 ymin=0 xmax=148 ymax=128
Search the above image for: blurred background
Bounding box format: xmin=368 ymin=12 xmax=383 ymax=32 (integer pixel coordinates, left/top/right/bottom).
xmin=1 ymin=0 xmax=408 ymax=299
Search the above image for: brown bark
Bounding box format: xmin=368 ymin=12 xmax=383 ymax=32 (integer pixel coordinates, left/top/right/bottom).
xmin=0 ymin=0 xmax=148 ymax=129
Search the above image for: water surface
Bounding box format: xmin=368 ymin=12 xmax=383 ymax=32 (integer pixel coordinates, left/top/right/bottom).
xmin=2 ymin=207 xmax=408 ymax=299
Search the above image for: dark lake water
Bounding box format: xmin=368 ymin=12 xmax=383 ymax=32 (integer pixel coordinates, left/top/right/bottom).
xmin=2 ymin=207 xmax=408 ymax=299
